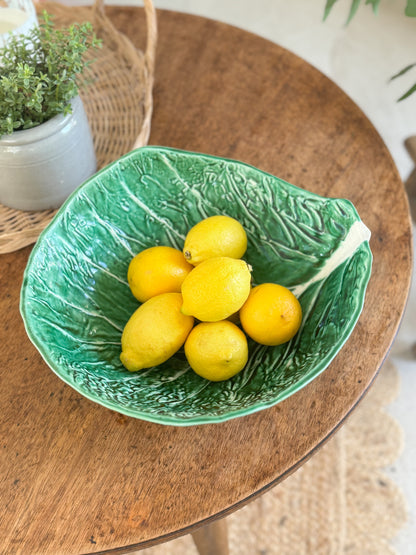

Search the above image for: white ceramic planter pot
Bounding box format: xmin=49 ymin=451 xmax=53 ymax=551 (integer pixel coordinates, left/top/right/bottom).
xmin=0 ymin=95 xmax=97 ymax=211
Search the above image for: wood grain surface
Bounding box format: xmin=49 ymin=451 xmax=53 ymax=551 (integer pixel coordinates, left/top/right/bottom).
xmin=0 ymin=7 xmax=412 ymax=555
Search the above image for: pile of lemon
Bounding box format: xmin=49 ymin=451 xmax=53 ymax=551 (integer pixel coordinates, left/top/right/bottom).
xmin=120 ymin=215 xmax=302 ymax=382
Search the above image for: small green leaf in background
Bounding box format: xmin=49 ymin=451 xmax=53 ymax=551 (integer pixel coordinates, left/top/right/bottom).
xmin=323 ymin=0 xmax=340 ymax=20
xmin=346 ymin=0 xmax=362 ymax=24
xmin=365 ymin=0 xmax=382 ymax=15
xmin=390 ymin=63 xmax=416 ymax=101
xmin=323 ymin=0 xmax=381 ymax=23
xmin=405 ymin=0 xmax=416 ymax=16
xmin=398 ymin=83 xmax=416 ymax=101
xmin=391 ymin=63 xmax=416 ymax=80
xmin=324 ymin=0 xmax=416 ymax=19
xmin=322 ymin=1 xmax=416 ymax=99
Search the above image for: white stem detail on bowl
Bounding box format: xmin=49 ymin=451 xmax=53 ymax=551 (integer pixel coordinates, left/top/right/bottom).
xmin=291 ymin=220 xmax=371 ymax=298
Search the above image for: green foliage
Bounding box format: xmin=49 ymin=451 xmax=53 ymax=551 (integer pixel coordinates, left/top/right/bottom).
xmin=391 ymin=63 xmax=416 ymax=100
xmin=405 ymin=0 xmax=416 ymax=16
xmin=323 ymin=0 xmax=415 ymax=21
xmin=0 ymin=11 xmax=101 ymax=137
xmin=323 ymin=0 xmax=416 ymax=100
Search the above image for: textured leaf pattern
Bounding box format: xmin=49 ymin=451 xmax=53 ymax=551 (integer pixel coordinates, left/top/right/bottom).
xmin=21 ymin=147 xmax=372 ymax=425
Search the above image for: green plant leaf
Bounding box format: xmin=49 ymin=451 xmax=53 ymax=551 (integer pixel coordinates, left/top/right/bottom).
xmin=390 ymin=63 xmax=416 ymax=100
xmin=323 ymin=0 xmax=341 ymax=20
xmin=405 ymin=0 xmax=416 ymax=16
xmin=365 ymin=0 xmax=381 ymax=14
xmin=390 ymin=63 xmax=416 ymax=80
xmin=346 ymin=0 xmax=363 ymax=23
xmin=323 ymin=0 xmax=379 ymax=23
xmin=398 ymin=82 xmax=416 ymax=101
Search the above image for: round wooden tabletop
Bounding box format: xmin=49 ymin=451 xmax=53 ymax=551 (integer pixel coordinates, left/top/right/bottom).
xmin=0 ymin=7 xmax=412 ymax=555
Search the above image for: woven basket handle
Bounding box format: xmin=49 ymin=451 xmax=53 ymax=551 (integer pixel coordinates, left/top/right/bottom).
xmin=142 ymin=0 xmax=157 ymax=78
xmin=134 ymin=0 xmax=157 ymax=148
xmin=92 ymin=0 xmax=157 ymax=72
xmin=91 ymin=0 xmax=157 ymax=149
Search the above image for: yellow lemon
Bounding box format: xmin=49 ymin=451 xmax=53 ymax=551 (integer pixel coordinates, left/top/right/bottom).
xmin=239 ymin=283 xmax=302 ymax=346
xmin=127 ymin=246 xmax=193 ymax=303
xmin=181 ymin=256 xmax=251 ymax=321
xmin=120 ymin=292 xmax=194 ymax=371
xmin=183 ymin=215 xmax=247 ymax=265
xmin=185 ymin=321 xmax=248 ymax=381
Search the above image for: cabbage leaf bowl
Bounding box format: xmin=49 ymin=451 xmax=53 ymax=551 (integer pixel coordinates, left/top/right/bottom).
xmin=20 ymin=146 xmax=372 ymax=426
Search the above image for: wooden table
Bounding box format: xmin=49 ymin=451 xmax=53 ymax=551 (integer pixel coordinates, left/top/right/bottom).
xmin=0 ymin=7 xmax=412 ymax=555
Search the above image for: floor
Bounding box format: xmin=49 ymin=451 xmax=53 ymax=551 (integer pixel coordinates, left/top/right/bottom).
xmin=89 ymin=0 xmax=416 ymax=551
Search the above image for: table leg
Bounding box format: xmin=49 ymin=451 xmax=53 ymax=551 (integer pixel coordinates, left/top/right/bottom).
xmin=405 ymin=136 xmax=416 ymax=222
xmin=191 ymin=518 xmax=229 ymax=555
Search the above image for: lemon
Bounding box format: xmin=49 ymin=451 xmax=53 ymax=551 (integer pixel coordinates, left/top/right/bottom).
xmin=127 ymin=246 xmax=193 ymax=303
xmin=183 ymin=215 xmax=247 ymax=265
xmin=181 ymin=256 xmax=251 ymax=321
xmin=240 ymin=283 xmax=302 ymax=346
xmin=120 ymin=292 xmax=194 ymax=371
xmin=185 ymin=321 xmax=248 ymax=381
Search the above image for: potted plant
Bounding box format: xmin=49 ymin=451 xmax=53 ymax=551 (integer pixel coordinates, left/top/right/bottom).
xmin=0 ymin=10 xmax=101 ymax=211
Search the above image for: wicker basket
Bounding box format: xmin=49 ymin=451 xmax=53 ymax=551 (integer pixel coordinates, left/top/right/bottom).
xmin=0 ymin=0 xmax=157 ymax=254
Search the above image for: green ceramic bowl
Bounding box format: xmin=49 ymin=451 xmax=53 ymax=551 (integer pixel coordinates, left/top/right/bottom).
xmin=20 ymin=146 xmax=372 ymax=426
